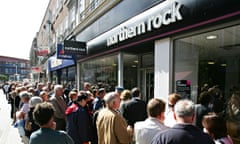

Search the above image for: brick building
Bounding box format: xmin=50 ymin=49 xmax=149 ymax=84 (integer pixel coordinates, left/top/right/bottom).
xmin=0 ymin=55 xmax=30 ymax=81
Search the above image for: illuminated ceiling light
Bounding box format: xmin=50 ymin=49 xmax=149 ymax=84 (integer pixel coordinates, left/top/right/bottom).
xmin=132 ymin=65 xmax=137 ymax=68
xmin=134 ymin=60 xmax=139 ymax=63
xmin=206 ymin=35 xmax=217 ymax=40
xmin=207 ymin=60 xmax=215 ymax=65
xmin=221 ymin=63 xmax=227 ymax=67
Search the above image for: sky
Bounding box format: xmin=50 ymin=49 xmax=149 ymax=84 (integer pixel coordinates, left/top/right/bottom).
xmin=0 ymin=0 xmax=49 ymax=60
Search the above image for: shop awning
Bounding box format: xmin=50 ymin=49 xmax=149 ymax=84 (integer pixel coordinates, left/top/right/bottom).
xmin=48 ymin=53 xmax=75 ymax=72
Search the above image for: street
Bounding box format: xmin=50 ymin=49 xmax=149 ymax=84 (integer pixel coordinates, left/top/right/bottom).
xmin=0 ymin=89 xmax=23 ymax=144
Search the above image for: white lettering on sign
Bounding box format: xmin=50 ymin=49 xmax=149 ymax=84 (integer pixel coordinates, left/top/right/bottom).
xmin=51 ymin=58 xmax=62 ymax=68
xmin=107 ymin=1 xmax=183 ymax=46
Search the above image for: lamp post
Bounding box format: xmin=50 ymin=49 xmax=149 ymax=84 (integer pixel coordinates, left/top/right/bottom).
xmin=15 ymin=63 xmax=19 ymax=81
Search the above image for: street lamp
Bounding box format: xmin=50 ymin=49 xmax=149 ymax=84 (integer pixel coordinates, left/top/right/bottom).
xmin=14 ymin=63 xmax=19 ymax=81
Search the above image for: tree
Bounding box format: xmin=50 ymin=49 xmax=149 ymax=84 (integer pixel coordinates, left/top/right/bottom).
xmin=0 ymin=74 xmax=8 ymax=81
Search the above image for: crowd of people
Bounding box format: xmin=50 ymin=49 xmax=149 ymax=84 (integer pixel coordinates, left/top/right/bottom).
xmin=1 ymin=81 xmax=238 ymax=144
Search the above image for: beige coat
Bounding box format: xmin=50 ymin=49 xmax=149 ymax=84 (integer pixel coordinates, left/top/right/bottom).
xmin=96 ymin=108 xmax=132 ymax=144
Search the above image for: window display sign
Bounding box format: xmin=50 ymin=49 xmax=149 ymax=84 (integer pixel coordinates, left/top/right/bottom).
xmin=176 ymin=80 xmax=191 ymax=99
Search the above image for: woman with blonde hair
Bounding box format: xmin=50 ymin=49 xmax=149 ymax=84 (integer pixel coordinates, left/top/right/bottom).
xmin=120 ymin=89 xmax=132 ymax=106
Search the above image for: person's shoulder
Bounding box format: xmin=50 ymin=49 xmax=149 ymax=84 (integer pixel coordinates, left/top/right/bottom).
xmin=150 ymin=129 xmax=169 ymax=144
xmin=124 ymin=98 xmax=135 ymax=105
xmin=30 ymin=129 xmax=42 ymax=142
xmin=134 ymin=120 xmax=146 ymax=129
xmin=98 ymin=108 xmax=108 ymax=115
xmin=56 ymin=131 xmax=74 ymax=144
xmin=200 ymin=131 xmax=215 ymax=142
xmin=58 ymin=130 xmax=69 ymax=136
xmin=49 ymin=95 xmax=57 ymax=101
xmin=93 ymin=97 xmax=100 ymax=103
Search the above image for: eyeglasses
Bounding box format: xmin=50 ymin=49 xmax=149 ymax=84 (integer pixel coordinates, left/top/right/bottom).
xmin=168 ymin=103 xmax=174 ymax=108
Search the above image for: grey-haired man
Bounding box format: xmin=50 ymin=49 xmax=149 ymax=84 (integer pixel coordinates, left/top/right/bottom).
xmin=151 ymin=99 xmax=214 ymax=144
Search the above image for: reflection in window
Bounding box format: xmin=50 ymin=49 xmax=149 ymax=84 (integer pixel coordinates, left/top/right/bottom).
xmin=174 ymin=25 xmax=240 ymax=143
xmin=123 ymin=54 xmax=138 ymax=89
xmin=80 ymin=55 xmax=118 ymax=91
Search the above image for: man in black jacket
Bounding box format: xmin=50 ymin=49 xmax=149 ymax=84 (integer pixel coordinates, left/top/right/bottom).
xmin=119 ymin=87 xmax=147 ymax=127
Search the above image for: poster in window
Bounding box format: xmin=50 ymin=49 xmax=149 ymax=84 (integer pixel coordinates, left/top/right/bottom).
xmin=176 ymin=80 xmax=191 ymax=99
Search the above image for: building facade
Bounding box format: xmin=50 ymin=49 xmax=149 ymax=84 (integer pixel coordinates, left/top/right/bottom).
xmin=33 ymin=0 xmax=240 ymax=142
xmin=0 ymin=55 xmax=30 ymax=81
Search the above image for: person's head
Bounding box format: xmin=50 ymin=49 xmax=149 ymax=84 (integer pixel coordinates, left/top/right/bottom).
xmin=71 ymin=88 xmax=79 ymax=94
xmin=198 ymin=91 xmax=211 ymax=106
xmin=76 ymin=93 xmax=88 ymax=107
xmin=86 ymin=90 xmax=94 ymax=101
xmin=92 ymin=88 xmax=98 ymax=98
xmin=98 ymin=88 xmax=106 ymax=98
xmin=104 ymin=92 xmax=120 ymax=110
xmin=131 ymin=87 xmax=141 ymax=98
xmin=147 ymin=98 xmax=166 ymax=123
xmin=120 ymin=90 xmax=132 ymax=101
xmin=202 ymin=113 xmax=228 ymax=139
xmin=54 ymin=85 xmax=63 ymax=97
xmin=115 ymin=86 xmax=124 ymax=95
xmin=39 ymin=91 xmax=49 ymax=102
xmin=42 ymin=86 xmax=49 ymax=92
xmin=19 ymin=91 xmax=31 ymax=103
xmin=63 ymin=88 xmax=70 ymax=96
xmin=174 ymin=99 xmax=195 ymax=124
xmin=28 ymin=87 xmax=35 ymax=95
xmin=168 ymin=93 xmax=181 ymax=109
xmin=84 ymin=82 xmax=91 ymax=91
xmin=29 ymin=96 xmax=43 ymax=108
xmin=69 ymin=91 xmax=78 ymax=101
xmin=37 ymin=83 xmax=44 ymax=90
xmin=33 ymin=102 xmax=56 ymax=129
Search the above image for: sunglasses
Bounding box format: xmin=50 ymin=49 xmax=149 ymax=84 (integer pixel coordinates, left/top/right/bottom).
xmin=168 ymin=103 xmax=174 ymax=108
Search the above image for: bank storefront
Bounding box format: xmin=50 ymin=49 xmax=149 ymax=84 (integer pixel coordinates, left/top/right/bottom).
xmin=76 ymin=0 xmax=240 ymax=142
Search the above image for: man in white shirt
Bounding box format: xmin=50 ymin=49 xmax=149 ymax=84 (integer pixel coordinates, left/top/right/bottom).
xmin=134 ymin=98 xmax=168 ymax=144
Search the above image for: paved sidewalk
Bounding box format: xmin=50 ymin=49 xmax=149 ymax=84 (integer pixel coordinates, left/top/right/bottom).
xmin=0 ymin=89 xmax=23 ymax=144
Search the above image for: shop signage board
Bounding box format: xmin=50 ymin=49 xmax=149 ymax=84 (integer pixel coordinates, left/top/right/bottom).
xmin=56 ymin=43 xmax=74 ymax=60
xmin=107 ymin=1 xmax=183 ymax=46
xmin=63 ymin=40 xmax=87 ymax=55
xmin=87 ymin=0 xmax=240 ymax=55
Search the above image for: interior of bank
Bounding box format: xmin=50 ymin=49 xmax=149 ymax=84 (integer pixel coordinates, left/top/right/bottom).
xmin=174 ymin=24 xmax=240 ymax=142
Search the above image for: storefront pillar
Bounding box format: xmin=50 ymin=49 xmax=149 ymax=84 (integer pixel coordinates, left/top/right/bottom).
xmin=118 ymin=52 xmax=124 ymax=87
xmin=77 ymin=62 xmax=80 ymax=91
xmin=154 ymin=38 xmax=171 ymax=102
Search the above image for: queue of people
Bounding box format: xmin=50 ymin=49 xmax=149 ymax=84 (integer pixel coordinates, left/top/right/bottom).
xmin=1 ymin=81 xmax=236 ymax=144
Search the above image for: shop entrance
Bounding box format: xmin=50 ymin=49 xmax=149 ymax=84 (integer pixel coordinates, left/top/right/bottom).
xmin=140 ymin=69 xmax=154 ymax=102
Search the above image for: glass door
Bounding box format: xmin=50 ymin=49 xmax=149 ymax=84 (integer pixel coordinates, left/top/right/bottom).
xmin=140 ymin=69 xmax=154 ymax=102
